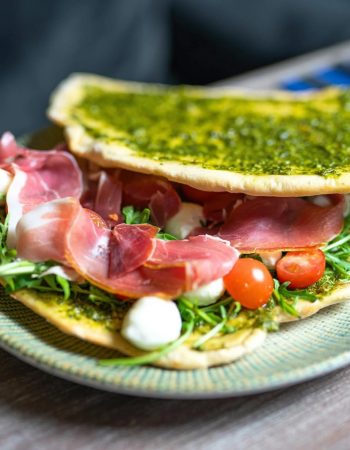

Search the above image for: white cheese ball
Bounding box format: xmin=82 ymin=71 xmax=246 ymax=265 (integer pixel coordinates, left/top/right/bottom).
xmin=184 ymin=278 xmax=225 ymax=306
xmin=259 ymin=251 xmax=282 ymax=270
xmin=0 ymin=168 xmax=12 ymax=197
xmin=165 ymin=202 xmax=204 ymax=239
xmin=309 ymin=195 xmax=332 ymax=207
xmin=121 ymin=296 xmax=182 ymax=351
xmin=344 ymin=194 xmax=350 ymax=217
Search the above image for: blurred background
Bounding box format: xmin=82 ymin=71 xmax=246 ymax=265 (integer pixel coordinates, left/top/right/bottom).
xmin=2 ymin=0 xmax=350 ymax=135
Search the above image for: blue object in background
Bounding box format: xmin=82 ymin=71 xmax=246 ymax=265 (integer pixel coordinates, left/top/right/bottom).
xmin=282 ymin=65 xmax=350 ymax=91
xmin=281 ymin=79 xmax=315 ymax=91
xmin=315 ymin=68 xmax=350 ymax=86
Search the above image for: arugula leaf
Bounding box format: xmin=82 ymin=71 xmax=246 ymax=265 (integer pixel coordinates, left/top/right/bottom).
xmin=176 ymin=295 xmax=273 ymax=350
xmin=156 ymin=232 xmax=177 ymax=240
xmin=278 ymin=281 xmax=317 ymax=302
xmin=323 ymin=215 xmax=350 ymax=280
xmin=56 ymin=275 xmax=71 ymax=300
xmin=122 ymin=206 xmax=151 ymax=225
xmin=272 ymin=279 xmax=317 ymax=318
xmin=122 ymin=206 xmax=178 ymax=240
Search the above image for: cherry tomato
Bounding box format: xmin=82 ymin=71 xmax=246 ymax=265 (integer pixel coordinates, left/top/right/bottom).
xmin=276 ymin=249 xmax=325 ymax=289
xmin=224 ymin=258 xmax=274 ymax=309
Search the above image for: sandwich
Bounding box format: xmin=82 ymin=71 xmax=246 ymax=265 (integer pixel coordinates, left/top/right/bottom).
xmin=1 ymin=73 xmax=350 ymax=369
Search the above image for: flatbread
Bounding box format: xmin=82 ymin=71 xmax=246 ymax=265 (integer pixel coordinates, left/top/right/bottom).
xmin=10 ymin=282 xmax=350 ymax=369
xmin=48 ymin=73 xmax=350 ymax=197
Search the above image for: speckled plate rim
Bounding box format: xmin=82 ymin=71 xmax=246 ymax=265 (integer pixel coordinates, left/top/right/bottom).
xmin=1 ymin=303 xmax=350 ymax=399
xmin=1 ymin=338 xmax=350 ymax=399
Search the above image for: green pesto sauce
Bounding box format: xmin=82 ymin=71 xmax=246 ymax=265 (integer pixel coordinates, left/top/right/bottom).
xmin=71 ymin=86 xmax=350 ymax=176
xmin=41 ymin=291 xmax=129 ymax=331
xmin=306 ymin=267 xmax=341 ymax=296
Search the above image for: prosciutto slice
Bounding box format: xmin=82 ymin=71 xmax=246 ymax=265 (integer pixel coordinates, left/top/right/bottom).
xmin=109 ymin=224 xmax=158 ymax=276
xmin=122 ymin=173 xmax=181 ymax=227
xmin=64 ymin=203 xmax=187 ymax=297
xmin=16 ymin=197 xmax=80 ymax=263
xmin=16 ymin=197 xmax=238 ymax=298
xmin=94 ymin=171 xmax=122 ymax=225
xmin=0 ymin=133 xmax=83 ymax=247
xmin=147 ymin=235 xmax=239 ymax=291
xmin=203 ymin=193 xmax=242 ymax=222
xmin=219 ymin=195 xmax=345 ymax=251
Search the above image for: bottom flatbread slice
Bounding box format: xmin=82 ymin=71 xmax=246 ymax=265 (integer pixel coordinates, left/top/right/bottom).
xmin=277 ymin=282 xmax=350 ymax=323
xmin=9 ymin=282 xmax=350 ymax=369
xmin=9 ymin=289 xmax=266 ymax=369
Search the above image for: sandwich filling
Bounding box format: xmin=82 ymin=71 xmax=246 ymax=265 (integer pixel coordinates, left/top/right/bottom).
xmin=0 ymin=132 xmax=349 ymax=366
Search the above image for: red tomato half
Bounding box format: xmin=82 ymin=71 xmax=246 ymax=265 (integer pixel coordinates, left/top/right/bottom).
xmin=276 ymin=249 xmax=326 ymax=289
xmin=224 ymin=258 xmax=274 ymax=309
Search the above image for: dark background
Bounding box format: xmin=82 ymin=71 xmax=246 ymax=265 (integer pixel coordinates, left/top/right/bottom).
xmin=2 ymin=0 xmax=350 ymax=135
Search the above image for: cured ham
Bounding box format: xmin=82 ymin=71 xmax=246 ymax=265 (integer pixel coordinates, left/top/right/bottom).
xmin=147 ymin=235 xmax=239 ymax=290
xmin=109 ymin=224 xmax=158 ymax=276
xmin=0 ymin=132 xmax=21 ymax=163
xmin=0 ymin=133 xmax=83 ymax=247
xmin=16 ymin=197 xmax=80 ymax=263
xmin=122 ymin=173 xmax=181 ymax=227
xmin=16 ymin=197 xmax=238 ymax=298
xmin=181 ymin=185 xmax=243 ymax=223
xmin=93 ymin=171 xmax=122 ymax=225
xmin=202 ymin=193 xmax=242 ymax=222
xmin=15 ymin=197 xmax=185 ymax=297
xmin=64 ymin=203 xmax=188 ymax=297
xmin=66 ymin=204 xmax=238 ymax=297
xmin=219 ymin=195 xmax=345 ymax=251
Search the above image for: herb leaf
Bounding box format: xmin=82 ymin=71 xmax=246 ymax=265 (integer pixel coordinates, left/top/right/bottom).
xmin=156 ymin=232 xmax=178 ymax=240
xmin=273 ymin=279 xmax=317 ymax=318
xmin=56 ymin=275 xmax=71 ymax=300
xmin=324 ymin=215 xmax=350 ymax=281
xmin=122 ymin=206 xmax=151 ymax=225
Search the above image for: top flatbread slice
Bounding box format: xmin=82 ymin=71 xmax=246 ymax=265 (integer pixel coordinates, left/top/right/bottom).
xmin=48 ymin=73 xmax=350 ymax=196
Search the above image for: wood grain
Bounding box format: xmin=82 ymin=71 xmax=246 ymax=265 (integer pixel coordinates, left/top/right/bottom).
xmin=0 ymin=348 xmax=349 ymax=450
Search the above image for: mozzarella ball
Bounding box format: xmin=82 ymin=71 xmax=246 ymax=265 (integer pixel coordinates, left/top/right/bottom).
xmin=165 ymin=202 xmax=204 ymax=239
xmin=184 ymin=278 xmax=225 ymax=306
xmin=0 ymin=169 xmax=12 ymax=197
xmin=344 ymin=194 xmax=350 ymax=217
xmin=121 ymin=296 xmax=182 ymax=351
xmin=259 ymin=251 xmax=282 ymax=270
xmin=309 ymin=195 xmax=332 ymax=207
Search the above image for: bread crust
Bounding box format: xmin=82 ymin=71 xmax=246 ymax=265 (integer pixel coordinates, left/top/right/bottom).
xmin=48 ymin=73 xmax=350 ymax=197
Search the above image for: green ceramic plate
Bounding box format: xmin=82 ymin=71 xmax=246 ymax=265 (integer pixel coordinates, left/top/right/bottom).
xmin=0 ymin=127 xmax=349 ymax=399
xmin=1 ymin=288 xmax=350 ymax=398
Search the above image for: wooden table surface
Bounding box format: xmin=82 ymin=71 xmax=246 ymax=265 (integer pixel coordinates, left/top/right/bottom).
xmin=3 ymin=41 xmax=350 ymax=450
xmin=0 ymin=347 xmax=350 ymax=450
